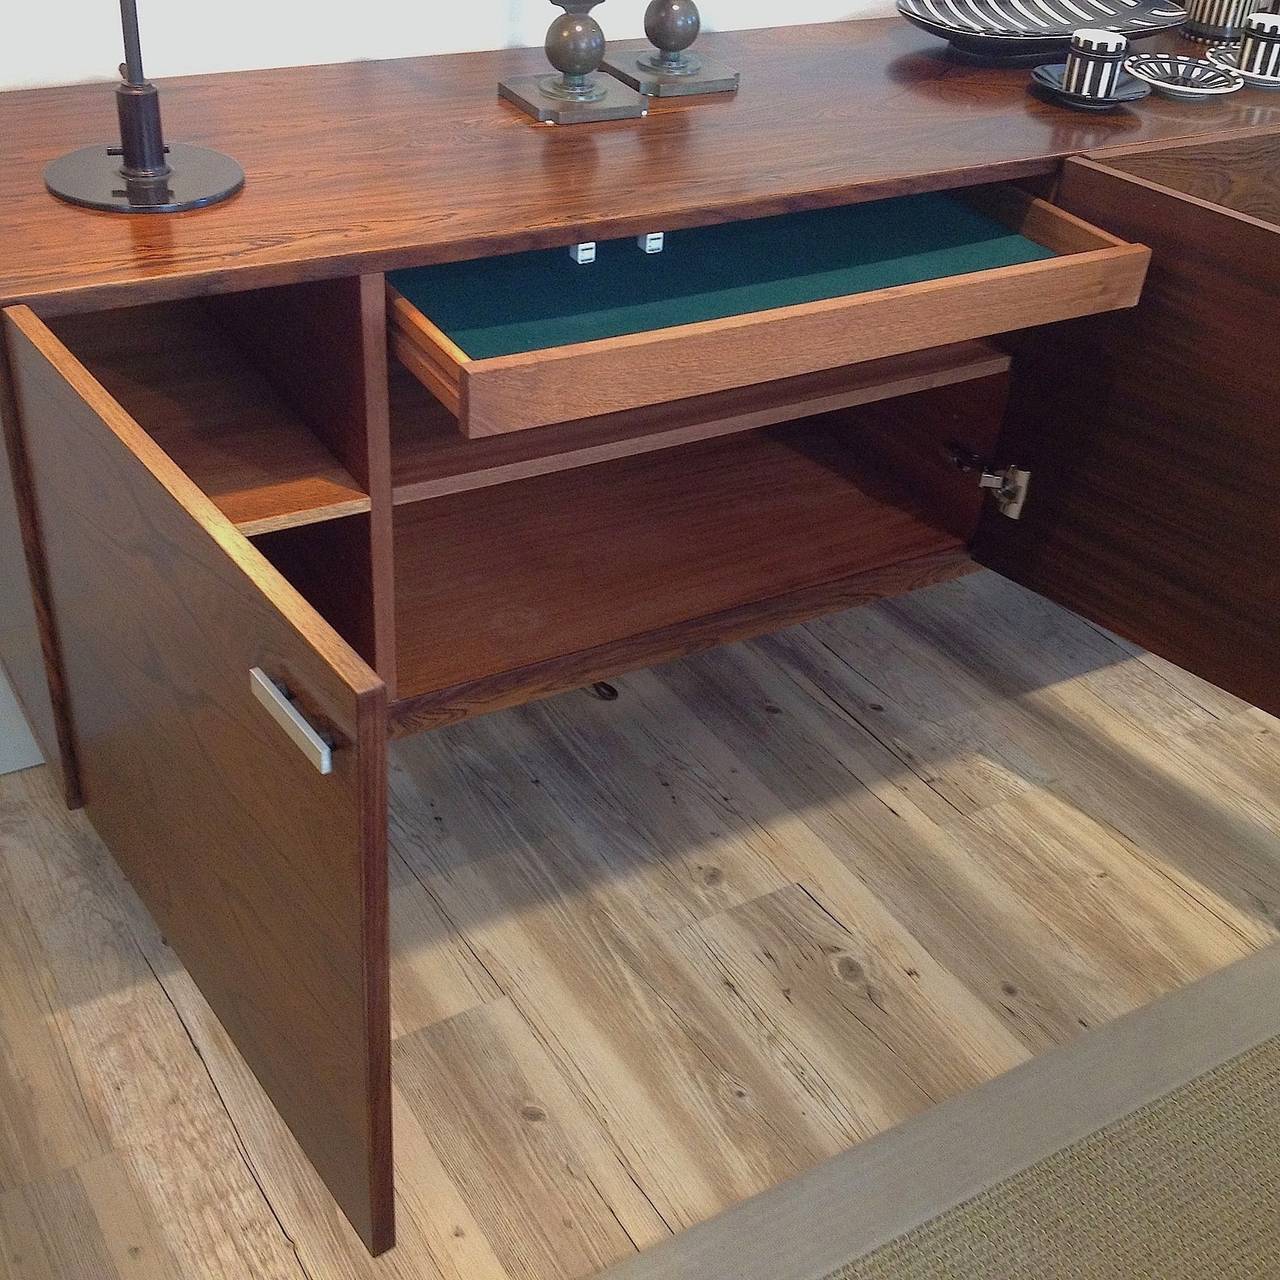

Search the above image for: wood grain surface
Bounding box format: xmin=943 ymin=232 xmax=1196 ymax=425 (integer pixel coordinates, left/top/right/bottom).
xmin=1 ymin=24 xmax=1276 ymax=314
xmin=1095 ymin=131 xmax=1280 ymax=224
xmin=0 ymin=24 xmax=1276 ymax=1268
xmin=254 ymin=515 xmax=386 ymax=690
xmin=975 ymin=151 xmax=1280 ymax=717
xmin=3 ymin=305 xmax=395 ymax=1253
xmin=214 ymin=276 xmax=398 ymax=688
xmin=599 ymin=943 xmax=1280 ymax=1280
xmin=390 ymin=549 xmax=975 ymax=735
xmin=1 ymin=567 xmax=1277 ymax=1278
xmin=389 ymin=342 xmax=1011 ymax=504
xmin=48 ymin=302 xmax=371 ymax=536
xmin=387 ymin=401 xmax=1000 ymax=731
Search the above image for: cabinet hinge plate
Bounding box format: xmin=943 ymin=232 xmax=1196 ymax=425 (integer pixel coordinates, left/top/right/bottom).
xmin=979 ymin=467 xmax=1032 ymax=520
xmin=945 ymin=443 xmax=1032 ymax=520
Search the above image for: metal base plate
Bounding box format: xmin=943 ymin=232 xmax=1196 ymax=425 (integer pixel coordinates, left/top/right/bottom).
xmin=601 ymin=44 xmax=741 ymax=96
xmin=946 ymin=44 xmax=1060 ymax=66
xmin=45 ymin=143 xmax=244 ymax=214
xmin=498 ymin=74 xmax=647 ymax=123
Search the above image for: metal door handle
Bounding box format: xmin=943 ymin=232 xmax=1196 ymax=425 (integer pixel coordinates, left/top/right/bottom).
xmin=249 ymin=668 xmax=333 ymax=775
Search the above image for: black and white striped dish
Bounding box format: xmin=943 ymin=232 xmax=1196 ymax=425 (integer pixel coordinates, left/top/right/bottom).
xmin=1125 ymin=50 xmax=1246 ymax=93
xmin=897 ymin=0 xmax=1189 ymax=58
xmin=1032 ymin=60 xmax=1153 ymax=104
xmin=1209 ymin=45 xmax=1280 ymax=81
xmin=1184 ymin=0 xmax=1262 ymax=43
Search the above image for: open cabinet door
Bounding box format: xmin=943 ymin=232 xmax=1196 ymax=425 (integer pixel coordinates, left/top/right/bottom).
xmin=973 ymin=150 xmax=1280 ymax=716
xmin=3 ymin=306 xmax=394 ymax=1253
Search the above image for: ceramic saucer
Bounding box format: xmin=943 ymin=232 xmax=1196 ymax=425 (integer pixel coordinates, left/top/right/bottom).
xmin=1125 ymin=52 xmax=1245 ymax=97
xmin=1032 ymin=62 xmax=1152 ymax=109
xmin=1208 ymin=46 xmax=1280 ymax=88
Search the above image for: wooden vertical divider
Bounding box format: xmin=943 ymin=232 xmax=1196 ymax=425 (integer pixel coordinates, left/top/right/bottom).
xmin=213 ymin=276 xmax=397 ymax=696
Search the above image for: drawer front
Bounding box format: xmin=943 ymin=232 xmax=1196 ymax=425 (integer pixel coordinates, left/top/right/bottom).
xmin=1086 ymin=131 xmax=1280 ymax=225
xmin=2 ymin=307 xmax=394 ymax=1254
xmin=973 ymin=155 xmax=1280 ymax=716
xmin=389 ymin=188 xmax=1150 ymax=438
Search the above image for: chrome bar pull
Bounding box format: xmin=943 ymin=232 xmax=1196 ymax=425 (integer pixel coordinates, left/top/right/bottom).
xmin=249 ymin=668 xmax=334 ymax=775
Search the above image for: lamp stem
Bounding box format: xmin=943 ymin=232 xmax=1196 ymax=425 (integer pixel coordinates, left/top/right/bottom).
xmin=113 ymin=0 xmax=168 ymax=179
xmin=119 ymin=0 xmax=146 ymax=84
xmin=44 ymin=0 xmax=244 ymax=213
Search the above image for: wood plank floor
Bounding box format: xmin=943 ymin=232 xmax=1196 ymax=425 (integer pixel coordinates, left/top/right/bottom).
xmin=2 ymin=569 xmax=1279 ymax=1279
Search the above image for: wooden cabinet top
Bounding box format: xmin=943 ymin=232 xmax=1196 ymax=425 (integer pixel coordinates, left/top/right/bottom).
xmin=2 ymin=18 xmax=1278 ymax=313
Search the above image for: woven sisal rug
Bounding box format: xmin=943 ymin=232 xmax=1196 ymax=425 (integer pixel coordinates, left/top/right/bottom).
xmin=835 ymin=1036 xmax=1280 ymax=1280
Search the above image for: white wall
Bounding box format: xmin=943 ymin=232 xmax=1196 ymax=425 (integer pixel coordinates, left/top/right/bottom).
xmin=0 ymin=677 xmax=41 ymax=775
xmin=2 ymin=1 xmax=887 ymax=92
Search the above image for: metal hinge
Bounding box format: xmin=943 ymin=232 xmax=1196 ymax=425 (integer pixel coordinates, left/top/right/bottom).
xmin=946 ymin=444 xmax=1032 ymax=520
xmin=978 ymin=466 xmax=1032 ymax=520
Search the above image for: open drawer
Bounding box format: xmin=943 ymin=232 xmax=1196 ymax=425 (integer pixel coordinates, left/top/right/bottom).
xmin=387 ymin=185 xmax=1150 ymax=437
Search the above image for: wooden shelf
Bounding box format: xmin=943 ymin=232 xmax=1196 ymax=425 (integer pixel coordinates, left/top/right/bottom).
xmin=389 ymin=413 xmax=983 ymax=732
xmin=50 ymin=302 xmax=371 ymax=537
xmin=389 ymin=340 xmax=1011 ymax=504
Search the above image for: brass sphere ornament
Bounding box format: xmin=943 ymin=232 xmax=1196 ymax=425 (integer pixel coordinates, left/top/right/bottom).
xmin=641 ymin=0 xmax=703 ymax=75
xmin=499 ymin=0 xmax=648 ymax=123
xmin=544 ymin=2 xmax=609 ymax=100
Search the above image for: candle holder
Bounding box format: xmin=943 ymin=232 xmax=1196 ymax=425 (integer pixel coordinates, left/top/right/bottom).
xmin=500 ymin=1 xmax=647 ymax=124
xmin=601 ymin=0 xmax=740 ymax=97
xmin=45 ymin=0 xmax=243 ymax=214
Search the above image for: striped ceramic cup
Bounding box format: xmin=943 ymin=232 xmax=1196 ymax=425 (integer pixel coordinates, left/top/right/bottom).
xmin=1063 ymin=29 xmax=1129 ymax=98
xmin=1238 ymin=10 xmax=1280 ymax=74
xmin=1186 ymin=0 xmax=1262 ymax=42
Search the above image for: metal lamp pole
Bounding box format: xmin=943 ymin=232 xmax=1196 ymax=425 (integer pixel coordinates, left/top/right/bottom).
xmin=45 ymin=0 xmax=245 ymax=213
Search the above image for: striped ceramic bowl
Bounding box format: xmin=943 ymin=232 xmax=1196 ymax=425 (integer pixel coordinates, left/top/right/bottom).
xmin=897 ymin=0 xmax=1189 ymax=57
xmin=1125 ymin=50 xmax=1246 ymax=92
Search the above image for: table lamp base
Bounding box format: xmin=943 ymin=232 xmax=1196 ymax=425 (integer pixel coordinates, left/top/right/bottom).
xmin=45 ymin=143 xmax=244 ymax=214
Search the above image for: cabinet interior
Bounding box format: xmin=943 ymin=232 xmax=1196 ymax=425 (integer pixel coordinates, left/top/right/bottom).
xmin=49 ymin=301 xmax=371 ymax=536
xmin=45 ymin=246 xmax=1019 ymax=727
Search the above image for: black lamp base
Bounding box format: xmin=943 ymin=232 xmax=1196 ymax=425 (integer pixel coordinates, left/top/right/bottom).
xmin=45 ymin=143 xmax=244 ymax=214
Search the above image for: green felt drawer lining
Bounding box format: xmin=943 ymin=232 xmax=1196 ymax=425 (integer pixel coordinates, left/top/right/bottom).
xmin=388 ymin=193 xmax=1059 ymax=362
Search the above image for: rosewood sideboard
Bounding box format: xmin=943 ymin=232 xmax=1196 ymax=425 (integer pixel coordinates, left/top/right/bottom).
xmin=1 ymin=19 xmax=1278 ymax=1255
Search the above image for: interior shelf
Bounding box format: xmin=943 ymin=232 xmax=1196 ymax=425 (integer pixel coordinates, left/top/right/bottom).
xmin=389 ymin=405 xmax=990 ymax=728
xmin=389 ymin=340 xmax=1011 ymax=504
xmin=50 ymin=301 xmax=371 ymax=537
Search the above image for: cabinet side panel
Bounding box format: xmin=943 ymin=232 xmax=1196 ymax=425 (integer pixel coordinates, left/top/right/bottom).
xmin=0 ymin=332 xmax=79 ymax=802
xmin=974 ymin=159 xmax=1280 ymax=714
